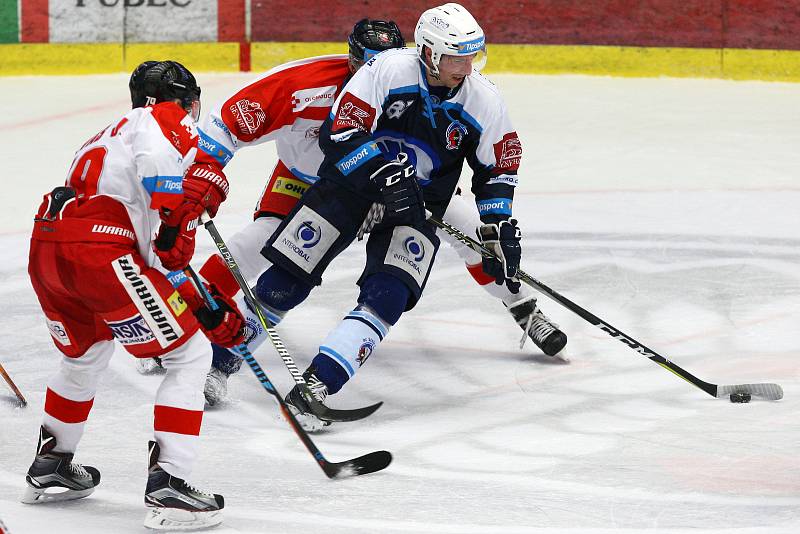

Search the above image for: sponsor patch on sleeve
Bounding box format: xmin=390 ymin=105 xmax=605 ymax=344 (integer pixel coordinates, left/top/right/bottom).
xmin=197 ymin=129 xmax=233 ymax=166
xmin=332 ymin=93 xmax=376 ymax=134
xmin=477 ymin=198 xmax=513 ymax=216
xmin=335 ymin=142 xmax=381 ymax=176
xmin=493 ymin=132 xmax=522 ymax=171
xmin=487 ymin=174 xmax=519 ymax=187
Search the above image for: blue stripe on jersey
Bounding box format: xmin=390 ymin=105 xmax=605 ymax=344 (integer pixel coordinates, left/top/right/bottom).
xmin=319 ymin=345 xmax=355 ymax=377
xmin=477 ymin=198 xmax=513 ymax=216
xmin=335 ymin=141 xmax=381 ymax=176
xmin=289 ymin=167 xmax=319 ymax=185
xmin=165 ymin=270 xmax=189 ymax=288
xmin=440 ymin=101 xmax=483 ymax=133
xmin=142 ymin=175 xmax=183 ymax=195
xmin=346 ymin=310 xmax=388 ymax=339
xmin=197 ymin=129 xmax=233 ymax=166
xmin=388 ymin=84 xmax=419 ymax=96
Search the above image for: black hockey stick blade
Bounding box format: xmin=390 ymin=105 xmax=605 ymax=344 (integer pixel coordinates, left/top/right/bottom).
xmin=306 ymin=395 xmax=383 ymax=423
xmin=321 ymin=450 xmax=394 ymax=479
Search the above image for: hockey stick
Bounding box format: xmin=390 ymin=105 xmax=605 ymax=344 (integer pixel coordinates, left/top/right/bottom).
xmin=428 ymin=217 xmax=784 ymax=401
xmin=197 ymin=214 xmax=382 ymax=423
xmin=0 ymin=361 xmax=27 ymax=406
xmin=183 ymin=265 xmax=392 ymax=478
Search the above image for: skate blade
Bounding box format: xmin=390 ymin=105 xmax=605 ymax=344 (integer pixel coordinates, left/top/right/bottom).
xmin=21 ymin=484 xmax=95 ymax=504
xmin=144 ymin=507 xmax=223 ymax=531
xmin=548 ymin=349 xmax=570 ymax=363
xmin=285 ymin=405 xmax=331 ymax=433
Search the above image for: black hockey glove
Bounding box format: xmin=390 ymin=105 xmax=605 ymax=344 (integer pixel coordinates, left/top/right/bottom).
xmin=479 ymin=218 xmax=521 ymax=293
xmin=370 ymin=153 xmax=425 ymax=227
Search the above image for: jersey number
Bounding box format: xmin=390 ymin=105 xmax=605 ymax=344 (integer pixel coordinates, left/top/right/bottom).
xmin=68 ymin=146 xmax=108 ymax=200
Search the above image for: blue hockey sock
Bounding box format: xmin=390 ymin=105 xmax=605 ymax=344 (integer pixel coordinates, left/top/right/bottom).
xmin=313 ymin=306 xmax=391 ymax=394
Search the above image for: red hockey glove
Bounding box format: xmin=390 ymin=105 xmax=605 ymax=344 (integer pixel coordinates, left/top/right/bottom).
xmin=152 ymin=163 xmax=229 ymax=270
xmin=180 ymin=282 xmax=245 ymax=348
xmin=183 ymin=162 xmax=229 ymax=218
xmin=153 ymin=203 xmax=202 ymax=271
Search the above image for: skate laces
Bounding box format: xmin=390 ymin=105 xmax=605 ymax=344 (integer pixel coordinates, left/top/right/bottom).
xmin=68 ymin=462 xmax=90 ymax=478
xmin=520 ymin=309 xmax=560 ymax=350
xmin=182 ymin=480 xmax=214 ymax=498
xmin=306 ymin=374 xmax=328 ymax=402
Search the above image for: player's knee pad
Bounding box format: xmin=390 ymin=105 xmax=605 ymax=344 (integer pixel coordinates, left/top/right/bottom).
xmin=159 ymin=331 xmax=213 ymax=372
xmin=358 ymin=272 xmax=409 ymax=325
xmin=255 ymin=265 xmax=313 ymax=312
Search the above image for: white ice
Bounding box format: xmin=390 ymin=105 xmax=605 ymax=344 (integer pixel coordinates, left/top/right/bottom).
xmin=0 ymin=72 xmax=798 ymax=533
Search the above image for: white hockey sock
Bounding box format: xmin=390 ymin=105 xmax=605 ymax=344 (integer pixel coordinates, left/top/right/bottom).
xmin=318 ymin=306 xmax=390 ymax=379
xmin=236 ymin=291 xmax=285 ymax=352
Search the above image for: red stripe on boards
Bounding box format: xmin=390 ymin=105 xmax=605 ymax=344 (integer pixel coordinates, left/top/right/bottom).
xmin=21 ymin=0 xmax=49 ymax=43
xmin=218 ymin=0 xmax=245 ymax=42
xmin=45 ymin=388 xmax=94 ymax=424
xmin=154 ymin=405 xmax=204 ymax=436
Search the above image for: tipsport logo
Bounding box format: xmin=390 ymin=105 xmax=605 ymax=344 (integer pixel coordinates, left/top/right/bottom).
xmin=458 ymin=37 xmax=485 ymax=54
xmin=295 ymin=221 xmax=322 ymax=249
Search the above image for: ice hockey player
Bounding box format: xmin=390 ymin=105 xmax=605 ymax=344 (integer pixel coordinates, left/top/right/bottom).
xmin=244 ymin=2 xmax=565 ymax=430
xmin=22 ymin=60 xmax=245 ymax=531
xmin=191 ymin=17 xmax=567 ymax=407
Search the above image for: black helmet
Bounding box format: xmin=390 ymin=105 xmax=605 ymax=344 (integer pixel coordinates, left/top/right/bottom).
xmin=129 ymin=60 xmax=201 ymax=111
xmin=348 ymin=19 xmax=405 ymax=65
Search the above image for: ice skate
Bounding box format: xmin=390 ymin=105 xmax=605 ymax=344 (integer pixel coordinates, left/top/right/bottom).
xmin=284 ymin=366 xmax=332 ymax=432
xmin=21 ymin=426 xmax=101 ymax=504
xmin=136 ymin=356 xmax=165 ymax=375
xmin=203 ymin=367 xmax=228 ymax=407
xmin=144 ymin=441 xmax=223 ymax=531
xmin=508 ymin=295 xmax=568 ymax=359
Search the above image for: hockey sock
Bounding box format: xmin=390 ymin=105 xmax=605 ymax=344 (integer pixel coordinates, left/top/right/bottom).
xmin=43 ymin=340 xmax=114 ymax=453
xmin=312 ymin=273 xmax=408 ymax=393
xmin=466 ymin=261 xmax=535 ymax=306
xmin=314 ymin=305 xmax=391 ymax=394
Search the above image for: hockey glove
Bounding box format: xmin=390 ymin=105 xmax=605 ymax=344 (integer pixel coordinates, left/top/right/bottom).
xmin=182 ymin=162 xmax=229 ymax=218
xmin=153 ymin=163 xmax=230 ymax=270
xmin=182 ymin=283 xmax=246 ymax=348
xmin=479 ymin=218 xmax=522 ymax=293
xmin=370 ymin=153 xmax=425 ymax=227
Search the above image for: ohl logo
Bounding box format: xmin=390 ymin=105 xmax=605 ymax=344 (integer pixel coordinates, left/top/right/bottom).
xmin=445 ymin=121 xmax=468 ymax=150
xmin=296 ymin=221 xmax=322 ymax=249
xmin=403 ymin=236 xmax=425 ymax=262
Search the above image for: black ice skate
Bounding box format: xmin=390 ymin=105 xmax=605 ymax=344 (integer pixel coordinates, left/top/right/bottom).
xmin=284 ymin=366 xmax=333 ymax=432
xmin=21 ymin=426 xmax=101 ymax=504
xmin=144 ymin=441 xmax=224 ymax=531
xmin=508 ymin=295 xmax=568 ymax=358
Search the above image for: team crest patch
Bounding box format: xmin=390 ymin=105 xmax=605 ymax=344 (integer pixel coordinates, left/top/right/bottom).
xmin=230 ymin=98 xmax=266 ymax=135
xmin=445 ymin=121 xmax=468 ymax=150
xmin=357 ymin=338 xmax=376 ymax=366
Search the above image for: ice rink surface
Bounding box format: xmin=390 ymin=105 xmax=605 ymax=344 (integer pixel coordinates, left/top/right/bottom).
xmin=0 ymin=71 xmax=798 ymax=533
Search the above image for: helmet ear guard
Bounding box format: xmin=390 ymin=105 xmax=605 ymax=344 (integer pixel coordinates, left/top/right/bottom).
xmin=414 ymin=2 xmax=487 ymax=75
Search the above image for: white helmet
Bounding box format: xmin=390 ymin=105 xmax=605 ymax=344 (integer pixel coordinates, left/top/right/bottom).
xmin=414 ymin=3 xmax=487 ymax=75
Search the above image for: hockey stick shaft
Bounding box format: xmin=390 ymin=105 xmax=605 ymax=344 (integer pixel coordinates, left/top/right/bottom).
xmin=197 ymin=214 xmax=382 ymax=421
xmin=0 ymin=361 xmax=27 ymax=406
xmin=428 ymin=217 xmax=783 ymax=400
xmin=183 ymin=265 xmax=390 ymax=478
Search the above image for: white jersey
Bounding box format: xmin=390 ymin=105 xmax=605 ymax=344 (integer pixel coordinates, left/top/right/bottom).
xmin=197 ymin=55 xmax=352 ymax=184
xmin=64 ymin=102 xmax=198 ymax=265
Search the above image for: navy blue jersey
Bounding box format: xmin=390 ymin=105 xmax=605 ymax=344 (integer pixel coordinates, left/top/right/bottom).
xmin=318 ymin=48 xmax=522 ymax=222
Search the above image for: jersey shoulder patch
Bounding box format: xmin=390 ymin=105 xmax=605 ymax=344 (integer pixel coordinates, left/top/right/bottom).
xmin=149 ymin=102 xmax=198 ymax=157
